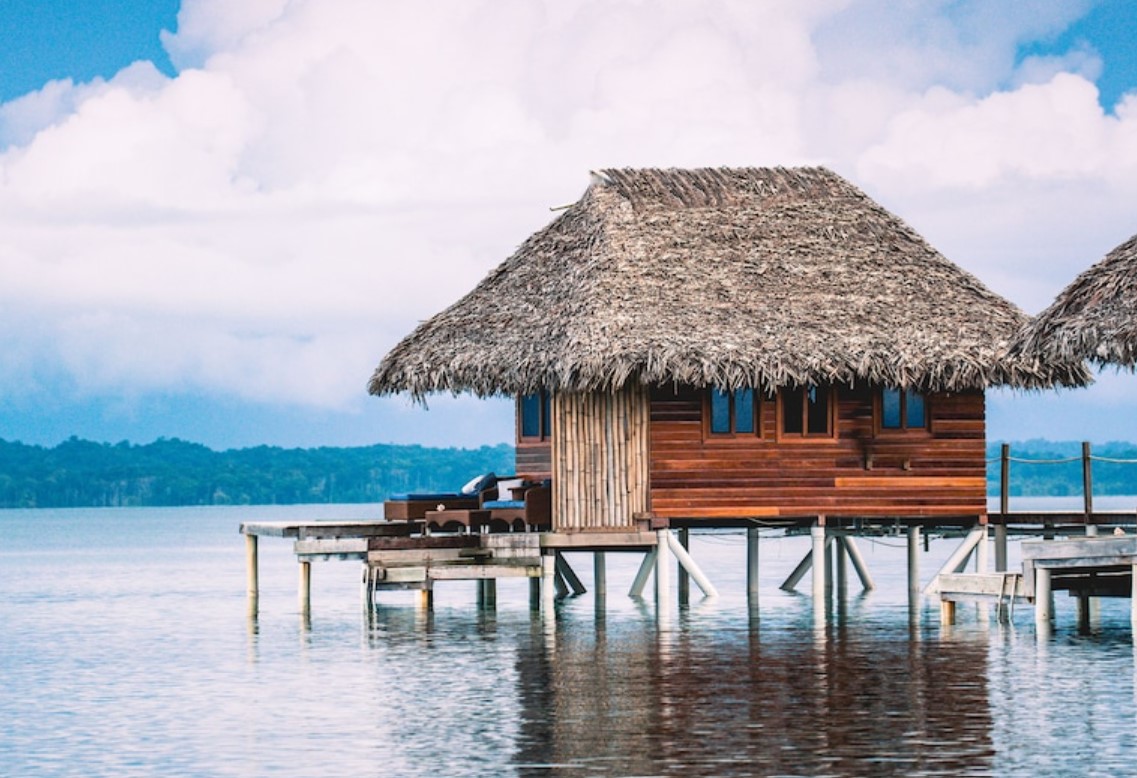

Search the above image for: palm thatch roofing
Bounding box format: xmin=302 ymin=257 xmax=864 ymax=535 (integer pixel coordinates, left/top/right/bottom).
xmin=1011 ymin=233 xmax=1137 ymax=369
xmin=370 ymin=167 xmax=1087 ymax=399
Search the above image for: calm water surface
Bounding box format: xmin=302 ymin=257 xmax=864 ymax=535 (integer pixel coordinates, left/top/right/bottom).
xmin=3 ymin=502 xmax=1137 ymax=777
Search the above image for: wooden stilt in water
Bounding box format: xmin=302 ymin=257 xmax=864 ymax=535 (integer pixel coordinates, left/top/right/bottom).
xmin=418 ymin=585 xmax=433 ymax=611
xmin=245 ymin=534 xmax=259 ymax=616
xmin=529 ymin=576 xmax=541 ymax=611
xmin=995 ymin=525 xmax=1008 ymax=572
xmin=665 ymin=531 xmax=718 ymax=597
xmin=555 ymin=553 xmax=587 ymax=595
xmin=941 ymin=599 xmax=956 ymax=626
xmin=842 ymin=536 xmax=875 ymax=591
xmin=811 ymin=524 xmax=826 ymax=616
xmin=593 ymin=552 xmax=607 ymax=600
xmin=655 ymin=529 xmax=672 ymax=615
xmin=835 ymin=536 xmax=848 ymax=600
xmin=746 ymin=527 xmax=760 ymax=607
xmin=629 ymin=548 xmax=657 ymax=597
xmin=477 ymin=579 xmax=497 ymax=610
xmin=677 ymin=528 xmax=690 ymax=606
xmin=1035 ymin=567 xmax=1053 ymax=629
xmin=298 ymin=560 xmax=311 ymax=617
xmin=907 ymin=526 xmax=921 ymax=618
xmin=541 ymin=554 xmax=556 ymax=612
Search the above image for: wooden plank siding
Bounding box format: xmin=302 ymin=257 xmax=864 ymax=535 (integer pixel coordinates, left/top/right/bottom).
xmin=516 ymin=440 xmax=552 ymax=481
xmin=649 ymin=384 xmax=986 ymax=520
xmin=552 ymin=386 xmax=650 ymax=531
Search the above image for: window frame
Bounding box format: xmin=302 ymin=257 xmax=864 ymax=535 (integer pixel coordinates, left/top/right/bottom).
xmin=703 ymin=387 xmax=764 ymax=441
xmin=874 ymin=388 xmax=931 ymax=436
xmin=517 ymin=391 xmax=552 ymax=442
xmin=775 ymin=384 xmax=838 ymax=442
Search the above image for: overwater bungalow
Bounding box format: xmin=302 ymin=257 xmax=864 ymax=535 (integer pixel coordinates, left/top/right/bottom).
xmin=370 ymin=167 xmax=1082 ymax=534
xmin=1012 ymin=232 xmax=1137 ymax=369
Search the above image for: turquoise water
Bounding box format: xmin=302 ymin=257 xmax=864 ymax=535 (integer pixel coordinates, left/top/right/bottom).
xmin=3 ymin=503 xmax=1137 ymax=777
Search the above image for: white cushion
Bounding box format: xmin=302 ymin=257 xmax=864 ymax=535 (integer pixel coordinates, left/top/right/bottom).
xmin=497 ymin=478 xmax=524 ymax=502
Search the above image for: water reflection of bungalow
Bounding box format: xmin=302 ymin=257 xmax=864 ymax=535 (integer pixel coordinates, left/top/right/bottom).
xmin=369 ymin=168 xmax=1083 ymax=605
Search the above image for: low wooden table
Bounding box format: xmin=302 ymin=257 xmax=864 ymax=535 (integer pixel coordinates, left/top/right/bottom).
xmin=423 ymin=509 xmax=491 ymax=534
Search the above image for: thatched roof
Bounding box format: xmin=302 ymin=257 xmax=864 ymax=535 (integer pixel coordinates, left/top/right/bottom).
xmin=370 ymin=167 xmax=1086 ymax=399
xmin=1012 ymin=233 xmax=1137 ymax=369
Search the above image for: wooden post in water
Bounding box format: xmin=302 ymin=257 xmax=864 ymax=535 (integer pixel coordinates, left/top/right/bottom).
xmin=677 ymin=528 xmax=690 ymax=606
xmin=298 ymin=560 xmax=311 ymax=616
xmin=655 ymin=529 xmax=672 ymax=612
xmin=908 ymin=525 xmax=921 ymax=618
xmin=811 ymin=523 xmax=826 ymax=618
xmin=245 ymin=534 xmax=259 ymax=616
xmin=1083 ymin=442 xmax=1095 ymax=534
xmin=594 ymin=552 xmax=607 ymax=600
xmin=996 ymin=443 xmax=1009 ymax=572
xmin=746 ymin=527 xmax=760 ymax=607
xmin=541 ymin=553 xmax=556 ymax=612
xmin=835 ymin=536 xmax=848 ymax=600
xmin=1131 ymin=563 xmax=1137 ymax=632
xmin=1035 ymin=567 xmax=1053 ymax=629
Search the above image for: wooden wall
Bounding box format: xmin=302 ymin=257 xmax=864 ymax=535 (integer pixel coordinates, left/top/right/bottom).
xmin=516 ymin=440 xmax=552 ymax=480
xmin=552 ymin=386 xmax=650 ymax=530
xmin=649 ymin=384 xmax=986 ymax=520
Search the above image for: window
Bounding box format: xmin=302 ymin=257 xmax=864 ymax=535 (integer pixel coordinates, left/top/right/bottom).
xmin=708 ymin=387 xmax=758 ymax=436
xmin=880 ymin=388 xmax=927 ymax=431
xmin=779 ymin=385 xmax=834 ymax=438
xmin=519 ymin=391 xmax=552 ymax=441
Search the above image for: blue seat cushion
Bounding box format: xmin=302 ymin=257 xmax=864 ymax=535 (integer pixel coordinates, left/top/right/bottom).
xmin=387 ymin=492 xmax=463 ymax=502
xmin=482 ymin=500 xmax=525 ymax=509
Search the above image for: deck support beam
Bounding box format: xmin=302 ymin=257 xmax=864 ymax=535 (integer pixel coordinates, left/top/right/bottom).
xmin=811 ymin=525 xmax=827 ymax=614
xmin=1035 ymin=567 xmax=1053 ymax=629
xmin=747 ymin=527 xmax=761 ymax=607
xmin=593 ymin=552 xmax=606 ymax=600
xmin=677 ymin=529 xmax=690 ymax=605
xmin=629 ymin=548 xmax=657 ymax=597
xmin=298 ymin=560 xmax=311 ymax=616
xmin=555 ymin=552 xmax=587 ymax=595
xmin=907 ymin=526 xmax=921 ymax=617
xmin=245 ymin=533 xmax=259 ymax=617
xmin=541 ymin=553 xmax=556 ymax=612
xmin=477 ymin=579 xmax=497 ymax=610
xmin=665 ymin=531 xmax=718 ymax=598
xmin=842 ymin=536 xmax=875 ymax=591
xmin=655 ymin=529 xmax=673 ymax=616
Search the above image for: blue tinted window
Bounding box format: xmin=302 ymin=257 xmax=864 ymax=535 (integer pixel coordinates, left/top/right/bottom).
xmin=710 ymin=388 xmax=731 ymax=434
xmin=521 ymin=393 xmax=542 ymax=438
xmin=906 ymin=391 xmax=926 ymax=428
xmin=734 ymin=389 xmax=755 ymax=433
xmin=882 ymin=388 xmax=902 ymax=429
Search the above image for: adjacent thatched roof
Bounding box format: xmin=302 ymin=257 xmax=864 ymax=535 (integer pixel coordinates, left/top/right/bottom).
xmin=1011 ymin=233 xmax=1137 ymax=369
xmin=370 ymin=167 xmax=1087 ymax=399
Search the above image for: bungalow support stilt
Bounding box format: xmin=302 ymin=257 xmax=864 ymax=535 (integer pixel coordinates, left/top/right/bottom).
xmin=811 ymin=524 xmax=827 ymax=613
xmin=629 ymin=548 xmax=657 ymax=597
xmin=1035 ymin=567 xmax=1053 ymax=629
xmin=593 ymin=552 xmax=606 ymax=600
xmin=747 ymin=527 xmax=760 ymax=607
xmin=541 ymin=553 xmax=556 ymax=611
xmin=555 ymin=553 xmax=586 ymax=595
xmin=299 ymin=560 xmax=311 ymax=616
xmin=908 ymin=526 xmax=921 ymax=617
xmin=665 ymin=531 xmax=717 ymax=598
xmin=841 ymin=536 xmax=875 ymax=591
xmin=655 ymin=529 xmax=673 ymax=616
xmin=245 ymin=534 xmax=259 ymax=616
xmin=677 ymin=528 xmax=690 ymax=605
xmin=780 ymin=536 xmax=832 ymax=592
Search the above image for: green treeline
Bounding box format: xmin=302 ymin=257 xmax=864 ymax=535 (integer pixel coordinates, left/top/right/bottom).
xmin=988 ymin=440 xmax=1137 ymax=497
xmin=0 ymin=437 xmax=515 ymax=509
xmin=4 ymin=436 xmax=1137 ymax=509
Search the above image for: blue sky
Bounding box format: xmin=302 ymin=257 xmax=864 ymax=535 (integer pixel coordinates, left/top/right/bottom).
xmin=0 ymin=0 xmax=1136 ymax=451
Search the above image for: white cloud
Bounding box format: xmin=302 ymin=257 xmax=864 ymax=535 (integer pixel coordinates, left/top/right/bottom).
xmin=0 ymin=0 xmax=1134 ymax=441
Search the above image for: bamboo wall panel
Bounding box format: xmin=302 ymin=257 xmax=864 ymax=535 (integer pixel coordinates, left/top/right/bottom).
xmin=649 ymin=385 xmax=987 ymax=519
xmin=552 ymin=386 xmax=650 ymax=530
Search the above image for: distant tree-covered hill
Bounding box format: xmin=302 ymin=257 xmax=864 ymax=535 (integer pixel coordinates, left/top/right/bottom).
xmin=989 ymin=440 xmax=1137 ymax=497
xmin=0 ymin=437 xmax=515 ymax=509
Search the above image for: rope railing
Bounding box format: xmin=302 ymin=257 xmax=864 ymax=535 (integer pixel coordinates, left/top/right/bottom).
xmin=993 ymin=442 xmax=1137 ymax=516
